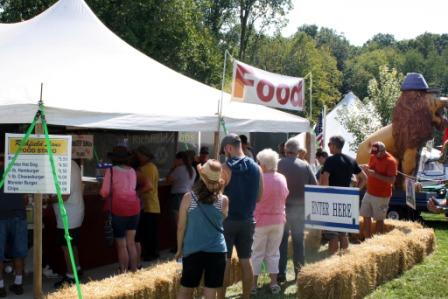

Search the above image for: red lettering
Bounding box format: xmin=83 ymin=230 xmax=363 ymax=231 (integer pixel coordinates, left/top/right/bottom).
xmin=235 ymin=64 xmax=254 ymax=87
xmin=290 ymin=81 xmax=304 ymax=107
xmin=257 ymin=80 xmax=275 ymax=102
xmin=276 ymin=84 xmax=290 ymax=105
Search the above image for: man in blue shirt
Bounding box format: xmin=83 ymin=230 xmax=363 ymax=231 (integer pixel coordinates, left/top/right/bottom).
xmin=218 ymin=134 xmax=263 ymax=299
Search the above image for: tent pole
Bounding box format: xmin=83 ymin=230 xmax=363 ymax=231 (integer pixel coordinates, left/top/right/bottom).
xmin=213 ymin=50 xmax=229 ymax=159
xmin=33 ymin=84 xmax=44 ymax=299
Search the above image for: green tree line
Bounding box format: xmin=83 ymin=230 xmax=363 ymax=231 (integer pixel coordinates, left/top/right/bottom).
xmin=2 ymin=1 xmax=448 ymax=122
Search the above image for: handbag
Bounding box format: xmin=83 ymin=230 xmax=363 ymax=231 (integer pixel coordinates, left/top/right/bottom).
xmin=191 ymin=192 xmax=224 ymax=234
xmin=104 ymin=168 xmax=114 ymax=246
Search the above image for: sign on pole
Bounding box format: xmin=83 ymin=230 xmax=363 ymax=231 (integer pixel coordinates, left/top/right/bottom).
xmin=405 ymin=177 xmax=416 ymax=210
xmin=305 ymin=185 xmax=360 ymax=233
xmin=231 ymin=60 xmax=305 ymax=111
xmin=72 ymin=135 xmax=94 ymax=159
xmin=4 ymin=133 xmax=72 ymax=194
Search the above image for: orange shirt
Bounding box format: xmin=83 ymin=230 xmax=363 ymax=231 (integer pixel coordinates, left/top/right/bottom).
xmin=367 ymin=152 xmax=398 ymax=198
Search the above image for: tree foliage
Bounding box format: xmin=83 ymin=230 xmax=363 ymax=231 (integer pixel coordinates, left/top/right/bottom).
xmin=4 ymin=2 xmax=448 ymax=125
xmin=337 ymin=65 xmax=402 ymax=151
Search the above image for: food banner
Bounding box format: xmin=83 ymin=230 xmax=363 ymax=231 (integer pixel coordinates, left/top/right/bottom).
xmin=231 ymin=60 xmax=305 ymax=111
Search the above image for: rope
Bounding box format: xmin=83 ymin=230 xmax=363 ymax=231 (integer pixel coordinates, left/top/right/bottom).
xmin=397 ymin=170 xmax=447 ymax=184
xmin=0 ymin=103 xmax=83 ymax=298
xmin=40 ymin=103 xmax=83 ymax=299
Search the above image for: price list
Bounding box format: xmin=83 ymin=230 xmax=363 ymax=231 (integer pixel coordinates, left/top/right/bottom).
xmin=4 ymin=134 xmax=72 ymax=194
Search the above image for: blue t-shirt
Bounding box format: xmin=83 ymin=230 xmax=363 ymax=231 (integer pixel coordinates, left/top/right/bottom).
xmin=224 ymin=156 xmax=260 ymax=221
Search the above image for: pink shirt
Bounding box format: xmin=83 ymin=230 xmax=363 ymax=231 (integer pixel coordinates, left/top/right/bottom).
xmin=100 ymin=166 xmax=140 ymax=216
xmin=254 ymin=172 xmax=289 ymax=227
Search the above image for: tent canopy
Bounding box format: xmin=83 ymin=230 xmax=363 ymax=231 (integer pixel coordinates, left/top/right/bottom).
xmin=324 ymin=92 xmax=361 ymax=157
xmin=0 ymin=0 xmax=309 ymax=133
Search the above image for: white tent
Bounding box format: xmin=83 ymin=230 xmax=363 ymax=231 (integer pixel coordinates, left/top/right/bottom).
xmin=324 ymin=92 xmax=361 ymax=157
xmin=0 ymin=0 xmax=309 ymax=133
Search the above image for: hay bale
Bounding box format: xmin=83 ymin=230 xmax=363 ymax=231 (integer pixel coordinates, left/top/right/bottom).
xmin=297 ymin=221 xmax=435 ymax=299
xmin=46 ymin=261 xmax=181 ymax=299
xmin=305 ymin=229 xmax=322 ymax=254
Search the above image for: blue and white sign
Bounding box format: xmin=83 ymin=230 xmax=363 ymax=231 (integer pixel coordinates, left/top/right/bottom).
xmin=304 ymin=185 xmax=360 ymax=233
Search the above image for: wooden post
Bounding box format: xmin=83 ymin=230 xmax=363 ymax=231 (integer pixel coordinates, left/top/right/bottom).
xmin=33 ymin=121 xmax=43 ymax=299
xmin=212 ymin=131 xmax=220 ymax=160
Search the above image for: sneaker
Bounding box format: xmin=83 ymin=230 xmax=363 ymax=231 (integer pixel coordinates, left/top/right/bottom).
xmin=43 ymin=265 xmax=59 ymax=278
xmin=277 ymin=273 xmax=286 ymax=284
xmin=9 ymin=284 xmax=23 ymax=295
xmin=270 ymin=284 xmax=281 ymax=295
xmin=0 ymin=287 xmax=6 ymax=298
xmin=54 ymin=276 xmax=75 ymax=289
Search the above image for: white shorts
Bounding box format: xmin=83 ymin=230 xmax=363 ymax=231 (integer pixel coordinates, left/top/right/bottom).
xmin=360 ymin=193 xmax=390 ymax=220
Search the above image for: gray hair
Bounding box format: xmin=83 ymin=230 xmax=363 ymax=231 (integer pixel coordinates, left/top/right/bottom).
xmin=329 ymin=135 xmax=345 ymax=150
xmin=284 ymin=138 xmax=302 ymax=155
xmin=256 ymin=148 xmax=279 ymax=171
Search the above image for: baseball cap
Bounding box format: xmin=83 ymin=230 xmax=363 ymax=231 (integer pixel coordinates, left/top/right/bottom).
xmin=200 ymin=146 xmax=209 ymax=155
xmin=220 ymin=134 xmax=241 ymax=154
xmin=370 ymin=141 xmax=386 ymax=154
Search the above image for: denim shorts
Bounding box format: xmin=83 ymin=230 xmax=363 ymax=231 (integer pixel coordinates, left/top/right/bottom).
xmin=112 ymin=214 xmax=139 ymax=239
xmin=0 ymin=217 xmax=28 ymax=261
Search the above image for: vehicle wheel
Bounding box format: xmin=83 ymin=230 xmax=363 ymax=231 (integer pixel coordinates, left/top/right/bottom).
xmin=387 ymin=210 xmax=400 ymax=220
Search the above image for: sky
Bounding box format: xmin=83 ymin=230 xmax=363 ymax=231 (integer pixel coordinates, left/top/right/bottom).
xmin=283 ymin=0 xmax=448 ymax=46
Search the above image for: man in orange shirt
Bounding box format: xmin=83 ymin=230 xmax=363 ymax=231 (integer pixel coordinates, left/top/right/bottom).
xmin=360 ymin=141 xmax=398 ymax=239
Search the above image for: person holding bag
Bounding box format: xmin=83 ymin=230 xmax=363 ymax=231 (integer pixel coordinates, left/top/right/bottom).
xmin=100 ymin=145 xmax=140 ymax=273
xmin=175 ymin=159 xmax=228 ymax=299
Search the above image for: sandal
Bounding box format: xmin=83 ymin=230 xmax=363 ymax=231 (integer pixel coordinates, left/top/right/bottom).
xmin=270 ymin=284 xmax=281 ymax=294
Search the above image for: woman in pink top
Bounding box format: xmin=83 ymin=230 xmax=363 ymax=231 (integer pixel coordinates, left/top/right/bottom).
xmin=100 ymin=145 xmax=140 ymax=273
xmin=251 ymin=149 xmax=289 ymax=295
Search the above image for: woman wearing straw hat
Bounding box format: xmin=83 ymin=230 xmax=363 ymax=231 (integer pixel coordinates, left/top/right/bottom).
xmin=100 ymin=145 xmax=140 ymax=273
xmin=175 ymin=159 xmax=229 ymax=299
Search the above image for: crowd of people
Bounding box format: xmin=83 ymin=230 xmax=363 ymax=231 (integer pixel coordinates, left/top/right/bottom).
xmin=176 ymin=134 xmax=400 ymax=299
xmin=0 ymin=132 xmax=407 ymax=298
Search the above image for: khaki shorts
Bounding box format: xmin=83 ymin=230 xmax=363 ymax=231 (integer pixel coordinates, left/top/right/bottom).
xmin=360 ymin=193 xmax=390 ymax=220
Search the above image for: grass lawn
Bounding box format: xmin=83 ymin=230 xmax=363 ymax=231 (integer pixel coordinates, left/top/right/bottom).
xmin=367 ymin=213 xmax=448 ymax=299
xmin=226 ymin=213 xmax=448 ymax=298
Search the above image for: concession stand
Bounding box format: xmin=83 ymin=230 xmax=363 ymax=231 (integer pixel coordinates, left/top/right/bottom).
xmin=0 ymin=0 xmax=309 ymax=275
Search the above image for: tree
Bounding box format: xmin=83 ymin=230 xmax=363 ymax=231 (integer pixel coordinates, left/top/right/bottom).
xmin=364 ymin=33 xmax=396 ymax=49
xmin=251 ymin=32 xmax=342 ymax=120
xmin=337 ymin=65 xmax=402 ymax=151
xmin=336 ymin=100 xmax=382 ymax=152
xmin=0 ymin=0 xmax=55 ymax=21
xmin=233 ymin=0 xmax=292 ymax=59
xmin=343 ymin=48 xmax=403 ymax=99
xmin=364 ymin=65 xmax=403 ymax=126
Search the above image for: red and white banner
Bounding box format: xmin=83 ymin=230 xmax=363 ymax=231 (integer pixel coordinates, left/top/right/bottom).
xmin=231 ymin=60 xmax=305 ymax=111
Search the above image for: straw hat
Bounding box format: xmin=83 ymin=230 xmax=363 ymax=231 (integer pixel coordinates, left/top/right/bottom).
xmin=197 ymin=159 xmax=224 ymax=192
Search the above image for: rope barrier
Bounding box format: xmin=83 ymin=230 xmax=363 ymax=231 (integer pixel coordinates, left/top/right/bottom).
xmin=397 ymin=170 xmax=447 ymax=184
